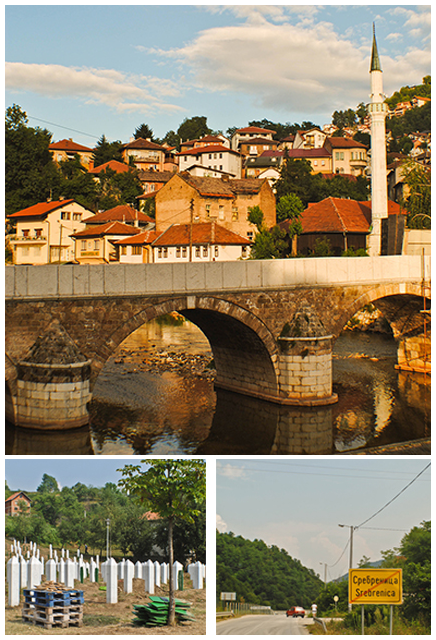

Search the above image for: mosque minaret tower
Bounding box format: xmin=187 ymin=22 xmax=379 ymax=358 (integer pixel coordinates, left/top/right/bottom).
xmin=367 ymin=24 xmax=389 ymax=256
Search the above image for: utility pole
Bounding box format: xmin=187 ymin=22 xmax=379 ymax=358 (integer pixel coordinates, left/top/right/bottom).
xmin=189 ymin=198 xmax=194 ymax=262
xmin=339 ymin=524 xmax=355 ymax=611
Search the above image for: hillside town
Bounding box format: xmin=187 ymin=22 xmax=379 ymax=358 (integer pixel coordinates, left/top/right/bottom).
xmin=5 ymin=64 xmax=431 ymax=266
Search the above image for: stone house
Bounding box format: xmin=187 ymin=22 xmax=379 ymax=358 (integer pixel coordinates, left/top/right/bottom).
xmin=151 ymin=221 xmax=251 ymax=262
xmin=137 ymin=170 xmax=177 ymax=199
xmin=154 ymin=173 xmax=276 ymax=240
xmin=121 ymin=138 xmax=166 ymax=171
xmin=5 ymin=491 xmax=31 ymax=516
xmin=70 ymin=220 xmax=142 ymax=263
xmin=7 ymin=199 xmax=91 ymax=264
xmin=49 ymin=139 xmax=95 ymax=170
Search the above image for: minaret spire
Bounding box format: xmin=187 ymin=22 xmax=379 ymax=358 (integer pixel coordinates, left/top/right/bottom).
xmin=370 ymin=23 xmax=382 ymax=72
xmin=367 ymin=23 xmax=388 ymax=256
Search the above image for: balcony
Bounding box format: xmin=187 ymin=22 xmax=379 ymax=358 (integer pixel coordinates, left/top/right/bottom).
xmin=9 ymin=235 xmax=47 ymax=244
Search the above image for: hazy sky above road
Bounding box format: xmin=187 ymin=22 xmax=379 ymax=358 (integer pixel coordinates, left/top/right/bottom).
xmin=5 ymin=4 xmax=431 ymax=146
xmin=216 ymin=458 xmax=431 ymax=579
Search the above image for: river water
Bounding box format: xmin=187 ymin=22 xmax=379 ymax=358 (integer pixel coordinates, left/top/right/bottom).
xmin=5 ymin=317 xmax=430 ymax=456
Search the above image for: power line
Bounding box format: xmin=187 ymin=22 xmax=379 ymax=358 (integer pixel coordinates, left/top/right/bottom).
xmin=356 ymin=462 xmax=431 ymax=530
xmin=27 ymin=115 xmax=100 ymax=141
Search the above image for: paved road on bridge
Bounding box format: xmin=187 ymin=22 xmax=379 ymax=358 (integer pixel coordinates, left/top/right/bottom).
xmin=217 ymin=613 xmax=310 ymax=635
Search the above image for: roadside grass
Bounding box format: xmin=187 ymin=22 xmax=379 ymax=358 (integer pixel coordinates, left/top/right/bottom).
xmin=309 ymin=617 xmax=430 ymax=635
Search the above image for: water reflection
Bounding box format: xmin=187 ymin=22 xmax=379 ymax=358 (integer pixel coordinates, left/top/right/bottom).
xmin=5 ymin=321 xmax=431 ymax=455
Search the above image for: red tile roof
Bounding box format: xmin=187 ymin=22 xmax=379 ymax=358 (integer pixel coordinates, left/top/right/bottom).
xmin=153 ymin=222 xmax=251 ymax=247
xmin=7 ymin=199 xmax=76 ymax=219
xmin=282 ymin=197 xmax=403 ymax=236
xmin=236 ymin=126 xmax=276 ymax=135
xmin=177 ymin=144 xmax=240 ymax=157
xmin=326 ymin=137 xmax=368 ymax=149
xmin=83 ymin=205 xmax=154 ymax=225
xmin=89 ymin=160 xmax=132 ymax=174
xmin=122 ymin=137 xmax=166 ymax=151
xmin=5 ymin=491 xmax=31 ymax=503
xmin=285 ymin=148 xmax=331 ymax=158
xmin=49 ymin=139 xmax=93 ymax=152
xmin=240 ymin=137 xmax=278 ymax=145
xmin=71 ymin=221 xmax=142 ymax=238
xmin=113 ymin=230 xmax=158 ymax=245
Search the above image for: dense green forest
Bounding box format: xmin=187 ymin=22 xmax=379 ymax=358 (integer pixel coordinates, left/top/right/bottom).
xmin=216 ymin=531 xmax=322 ymax=609
xmin=5 ymin=473 xmax=205 ymax=564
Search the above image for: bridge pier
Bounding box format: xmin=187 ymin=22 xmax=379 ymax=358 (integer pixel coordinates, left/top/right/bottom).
xmin=277 ymin=309 xmax=338 ymax=406
xmin=7 ymin=322 xmax=91 ymax=430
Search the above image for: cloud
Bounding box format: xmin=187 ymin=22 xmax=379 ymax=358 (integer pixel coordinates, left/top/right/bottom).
xmin=217 ymin=463 xmax=247 ymax=480
xmin=216 ymin=514 xmax=227 ymax=532
xmin=5 ymin=62 xmax=185 ymax=114
xmin=151 ymin=16 xmax=430 ymax=117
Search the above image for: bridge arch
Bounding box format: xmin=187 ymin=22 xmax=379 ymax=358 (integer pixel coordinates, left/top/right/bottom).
xmin=329 ymin=283 xmax=430 ymax=340
xmin=98 ymin=295 xmax=281 ymax=401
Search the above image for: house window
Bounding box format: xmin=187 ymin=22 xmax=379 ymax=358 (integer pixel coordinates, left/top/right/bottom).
xmin=219 ymin=153 xmax=222 ymax=159
xmin=321 ymin=160 xmax=325 ymax=166
xmin=158 ymin=248 xmax=162 ymax=258
xmin=242 ymin=246 xmax=247 ymax=257
xmin=94 ymin=239 xmax=100 ymax=251
xmin=73 ymin=213 xmax=82 ymax=221
xmin=203 ymin=245 xmax=208 ymax=257
xmin=214 ymin=153 xmax=217 ymax=159
xmin=132 ymin=246 xmax=141 ymax=255
xmin=22 ymin=246 xmax=30 ymax=256
xmin=313 ymin=160 xmax=318 ymax=166
xmin=182 ymin=247 xmax=187 ymax=258
xmin=219 ymin=206 xmax=224 ymax=220
xmin=232 ymin=207 xmax=239 ymax=221
xmin=184 ymin=156 xmax=187 ymax=162
xmin=195 ymin=246 xmax=201 ymax=258
xmin=205 ymin=204 xmax=211 ymax=218
xmin=81 ymin=240 xmax=86 ymax=251
xmin=220 ymin=165 xmax=223 ymax=170
xmin=209 ymin=154 xmax=212 ymax=159
xmin=163 ymin=248 xmax=168 ymax=258
xmin=60 ymin=211 xmax=71 ymax=220
xmin=35 ymin=228 xmax=43 ymax=237
xmin=176 ymin=247 xmax=181 ymax=258
xmin=22 ymin=229 xmax=29 ymax=237
xmin=121 ymin=246 xmax=127 ymax=255
xmin=247 ymin=231 xmax=254 ymax=240
xmin=214 ymin=246 xmax=219 ymax=258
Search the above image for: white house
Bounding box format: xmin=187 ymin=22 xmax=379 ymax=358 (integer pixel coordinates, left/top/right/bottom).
xmin=152 ymin=222 xmax=251 ymax=262
xmin=177 ymin=144 xmax=242 ymax=178
xmin=7 ymin=199 xmax=91 ymax=264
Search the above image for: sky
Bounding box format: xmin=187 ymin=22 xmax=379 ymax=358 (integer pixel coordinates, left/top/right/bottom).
xmin=216 ymin=458 xmax=431 ymax=580
xmin=5 ymin=3 xmax=431 ymax=147
xmin=4 ymin=457 xmax=151 ymax=491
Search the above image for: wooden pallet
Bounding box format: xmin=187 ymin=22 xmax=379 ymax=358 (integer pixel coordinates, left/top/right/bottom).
xmin=22 ymin=603 xmax=83 ymax=629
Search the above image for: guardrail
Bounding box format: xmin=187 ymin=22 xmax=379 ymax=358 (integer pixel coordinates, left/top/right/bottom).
xmin=313 ymin=616 xmax=327 ymax=633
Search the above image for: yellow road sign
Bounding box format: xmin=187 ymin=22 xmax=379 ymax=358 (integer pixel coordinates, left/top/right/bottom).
xmin=349 ymin=568 xmax=403 ymax=605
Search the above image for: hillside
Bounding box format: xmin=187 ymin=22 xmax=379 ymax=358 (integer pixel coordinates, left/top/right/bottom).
xmin=216 ymin=532 xmax=322 ymax=610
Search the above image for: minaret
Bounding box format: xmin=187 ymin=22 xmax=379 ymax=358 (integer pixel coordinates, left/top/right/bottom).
xmin=367 ymin=24 xmax=389 ymax=256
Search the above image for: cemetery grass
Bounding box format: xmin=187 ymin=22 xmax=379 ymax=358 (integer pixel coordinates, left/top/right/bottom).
xmin=5 ymin=577 xmax=206 ymax=635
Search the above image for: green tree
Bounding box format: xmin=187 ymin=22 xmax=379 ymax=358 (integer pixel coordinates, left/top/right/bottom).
xmin=154 ymin=501 xmax=206 ymax=565
xmin=5 ymin=104 xmax=59 ymax=215
xmin=134 ymin=123 xmax=154 ymax=141
xmin=400 ymin=160 xmax=431 ymax=229
xmin=118 ymin=459 xmax=206 ymax=626
xmin=160 ymin=130 xmax=179 ymax=149
xmin=177 ymin=116 xmax=211 ymax=143
xmin=57 ymin=156 xmax=99 ymax=210
xmin=92 ymin=134 xmax=123 ymax=167
xmin=37 ymin=473 xmax=59 ymax=493
xmin=247 ymin=206 xmax=288 ymax=260
xmin=95 ymin=166 xmax=143 ymax=210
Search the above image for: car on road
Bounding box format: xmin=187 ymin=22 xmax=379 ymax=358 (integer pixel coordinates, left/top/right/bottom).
xmin=286 ymin=606 xmax=305 ymax=618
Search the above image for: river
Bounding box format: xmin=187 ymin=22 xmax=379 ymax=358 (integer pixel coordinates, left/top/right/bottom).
xmin=5 ymin=317 xmax=430 ymax=456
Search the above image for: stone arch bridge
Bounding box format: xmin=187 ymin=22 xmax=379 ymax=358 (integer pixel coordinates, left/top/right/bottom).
xmin=5 ymin=256 xmax=430 ymax=429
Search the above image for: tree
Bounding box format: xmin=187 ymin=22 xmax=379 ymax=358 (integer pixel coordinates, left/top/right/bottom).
xmin=37 ymin=473 xmax=59 ymax=493
xmin=177 ymin=116 xmax=211 ymax=143
xmin=400 ymin=160 xmax=431 ymax=229
xmin=134 ymin=123 xmax=154 ymax=141
xmin=95 ymin=166 xmax=143 ymax=210
xmin=118 ymin=459 xmax=206 ymax=626
xmin=5 ymin=104 xmax=59 ymax=215
xmin=160 ymin=130 xmax=179 ymax=149
xmin=92 ymin=134 xmax=123 ymax=168
xmin=57 ymin=156 xmax=99 ymax=211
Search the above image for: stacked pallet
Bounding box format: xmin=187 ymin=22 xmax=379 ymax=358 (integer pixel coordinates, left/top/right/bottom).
xmin=22 ymin=582 xmax=84 ymax=629
xmin=133 ymin=595 xmax=195 ymax=627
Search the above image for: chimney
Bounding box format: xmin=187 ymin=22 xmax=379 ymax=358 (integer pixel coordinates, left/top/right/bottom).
xmin=88 ymin=160 xmax=94 ymax=171
xmin=221 ymin=174 xmax=230 ymax=182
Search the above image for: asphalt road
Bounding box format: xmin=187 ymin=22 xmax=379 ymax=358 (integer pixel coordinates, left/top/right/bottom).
xmin=216 ymin=613 xmax=310 ymax=635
